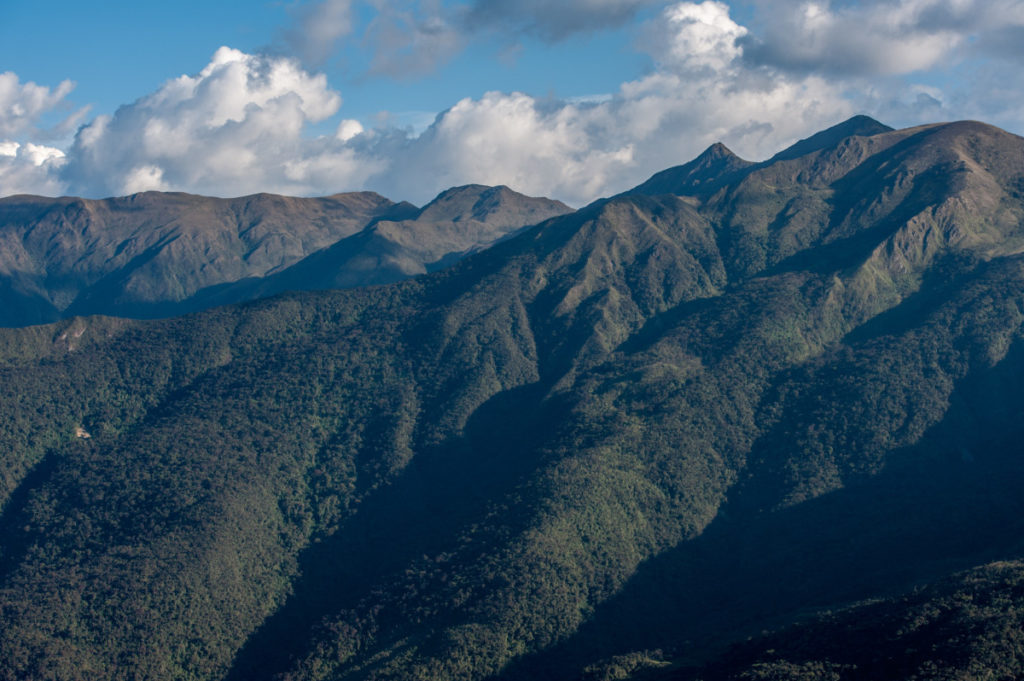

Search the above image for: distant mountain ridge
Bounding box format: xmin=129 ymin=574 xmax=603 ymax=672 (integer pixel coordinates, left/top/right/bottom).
xmin=198 ymin=184 xmax=572 ymax=307
xmin=0 ymin=185 xmax=570 ymax=326
xmin=0 ymin=117 xmax=900 ymax=327
xmin=624 ymin=115 xmax=896 ymax=200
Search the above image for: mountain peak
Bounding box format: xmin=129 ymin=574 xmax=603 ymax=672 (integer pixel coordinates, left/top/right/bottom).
xmin=430 ymin=184 xmax=492 ymax=201
xmin=698 ymin=141 xmax=737 ymax=161
xmin=770 ymin=115 xmax=894 ymax=162
xmin=417 ymin=184 xmax=569 ymax=226
xmin=624 ymin=142 xmax=752 ymax=198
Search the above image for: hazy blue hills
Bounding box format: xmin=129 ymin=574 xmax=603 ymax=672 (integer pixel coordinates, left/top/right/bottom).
xmin=0 ymin=117 xmax=1023 ymax=681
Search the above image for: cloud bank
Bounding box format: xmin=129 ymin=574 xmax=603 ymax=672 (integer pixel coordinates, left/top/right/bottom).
xmin=1 ymin=1 xmax=1023 ymax=205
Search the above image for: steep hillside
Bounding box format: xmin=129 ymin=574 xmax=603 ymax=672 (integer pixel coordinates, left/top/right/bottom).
xmin=0 ymin=117 xmax=1023 ymax=681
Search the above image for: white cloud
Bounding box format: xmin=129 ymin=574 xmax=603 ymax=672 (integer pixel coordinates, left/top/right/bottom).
xmin=378 ymin=92 xmax=637 ymax=202
xmin=0 ymin=141 xmax=67 ymax=196
xmin=336 ymin=119 xmax=365 ymax=141
xmin=726 ymin=0 xmax=1024 ymax=141
xmin=0 ymin=141 xmax=65 ymax=167
xmin=372 ymin=1 xmax=852 ymax=204
xmin=121 ymin=165 xmax=168 ymax=194
xmin=0 ymin=5 xmax=855 ymax=204
xmin=59 ymin=47 xmax=367 ymax=198
xmin=652 ymin=0 xmax=747 ymax=71
xmin=21 ymin=143 xmax=66 ymax=167
xmin=0 ymin=71 xmax=81 ymax=139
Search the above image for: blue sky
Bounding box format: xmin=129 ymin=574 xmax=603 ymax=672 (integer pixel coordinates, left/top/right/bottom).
xmin=2 ymin=0 xmax=1023 ymax=205
xmin=0 ymin=0 xmax=651 ymax=129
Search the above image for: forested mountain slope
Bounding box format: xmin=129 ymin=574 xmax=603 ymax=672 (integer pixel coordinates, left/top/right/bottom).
xmin=0 ymin=117 xmax=1023 ymax=681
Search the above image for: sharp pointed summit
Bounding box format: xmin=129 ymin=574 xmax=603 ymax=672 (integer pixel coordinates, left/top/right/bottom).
xmin=698 ymin=141 xmax=737 ymax=161
xmin=770 ymin=114 xmax=894 ymax=162
xmin=624 ymin=141 xmax=754 ymax=198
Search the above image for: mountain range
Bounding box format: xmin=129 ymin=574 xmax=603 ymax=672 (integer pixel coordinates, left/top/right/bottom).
xmin=1 ymin=116 xmax=1023 ymax=681
xmin=0 ymin=184 xmax=570 ymax=326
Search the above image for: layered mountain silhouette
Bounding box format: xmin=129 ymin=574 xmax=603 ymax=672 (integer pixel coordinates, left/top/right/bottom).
xmin=196 ymin=184 xmax=572 ymax=308
xmin=1 ymin=117 xmax=1023 ymax=681
xmin=0 ymin=185 xmax=570 ymax=326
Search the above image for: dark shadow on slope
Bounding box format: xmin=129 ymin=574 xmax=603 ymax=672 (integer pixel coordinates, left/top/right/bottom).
xmin=493 ymin=336 xmax=1024 ymax=681
xmin=0 ymin=278 xmax=62 ymax=327
xmin=613 ymin=294 xmax=726 ymax=357
xmin=224 ymin=380 xmax=571 ymax=681
xmin=63 ymin=238 xmax=182 ymax=319
xmin=839 ymin=251 xmax=986 ymax=345
xmin=0 ymin=451 xmax=63 ymax=583
xmin=762 ymin=149 xmax=965 ymax=278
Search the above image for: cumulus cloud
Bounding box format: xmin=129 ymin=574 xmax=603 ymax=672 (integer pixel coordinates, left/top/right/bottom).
xmin=727 ymin=0 xmax=1024 ymax=140
xmin=0 ymin=72 xmax=79 ymax=196
xmin=0 ymin=72 xmax=86 ymax=140
xmin=59 ymin=47 xmax=375 ymax=197
xmin=647 ymin=0 xmax=747 ymax=71
xmin=0 ymin=141 xmax=67 ymax=196
xmin=0 ymin=4 xmax=855 ymax=204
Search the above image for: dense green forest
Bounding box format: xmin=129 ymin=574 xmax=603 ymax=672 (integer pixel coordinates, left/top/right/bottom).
xmin=1 ymin=117 xmax=1023 ymax=680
